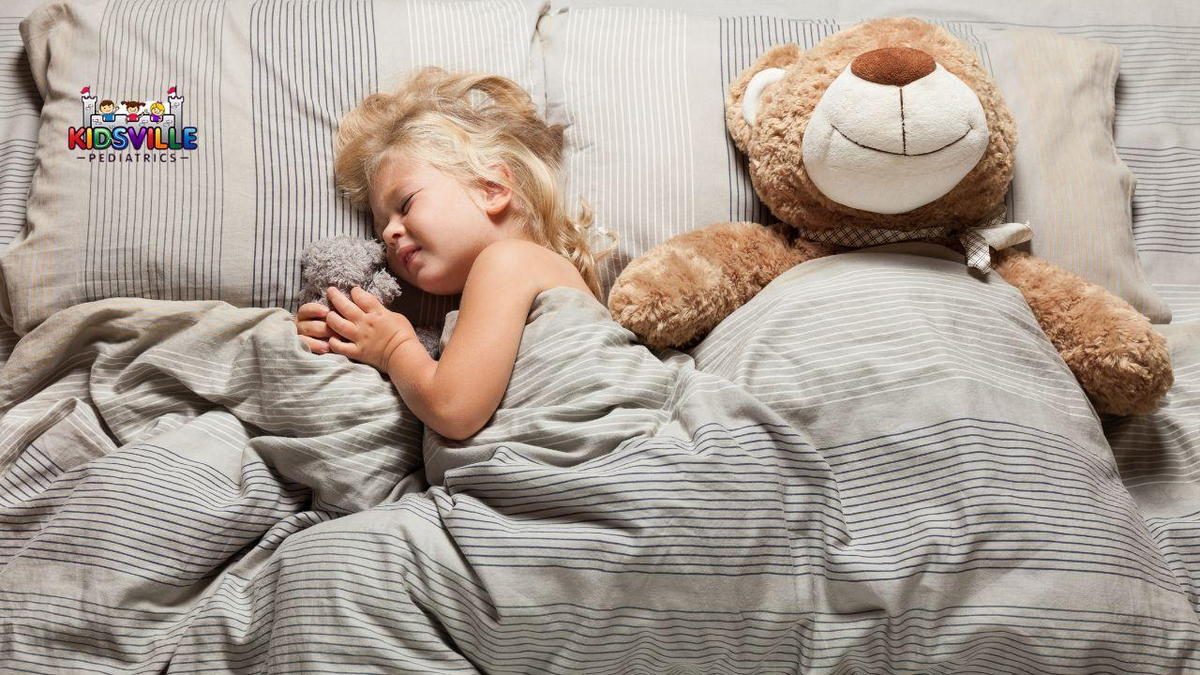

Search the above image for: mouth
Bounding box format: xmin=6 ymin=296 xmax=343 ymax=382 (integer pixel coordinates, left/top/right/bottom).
xmin=831 ymin=123 xmax=971 ymax=157
xmin=397 ymin=245 xmax=421 ymax=269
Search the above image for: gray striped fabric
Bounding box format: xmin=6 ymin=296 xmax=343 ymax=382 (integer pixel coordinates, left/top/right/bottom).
xmin=5 ymin=254 xmax=1200 ymax=671
xmin=0 ymin=4 xmax=41 ymax=253
xmin=0 ymin=136 xmax=35 ymax=252
xmin=1108 ymin=322 xmax=1200 ymax=497
xmin=0 ymin=0 xmax=542 ymax=338
xmin=542 ymin=6 xmax=714 ymax=300
xmin=0 ymin=1 xmax=47 ymax=370
xmin=539 ymin=5 xmax=1199 ymax=322
xmin=0 ymin=298 xmax=427 ymax=513
xmin=0 ymin=322 xmax=15 ymax=365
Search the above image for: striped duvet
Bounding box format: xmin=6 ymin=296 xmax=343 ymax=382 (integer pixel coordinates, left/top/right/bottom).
xmin=3 ymin=244 xmax=1200 ymax=672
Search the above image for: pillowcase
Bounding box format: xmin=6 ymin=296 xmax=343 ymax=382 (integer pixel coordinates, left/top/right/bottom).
xmin=0 ymin=0 xmax=545 ymax=337
xmin=980 ymin=28 xmax=1171 ymax=323
xmin=539 ymin=6 xmax=1173 ymax=322
xmin=0 ymin=0 xmax=45 ymax=366
xmin=0 ymin=1 xmax=43 ymax=254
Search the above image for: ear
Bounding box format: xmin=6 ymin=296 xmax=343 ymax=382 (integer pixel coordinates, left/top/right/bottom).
xmin=478 ymin=163 xmax=514 ymax=217
xmin=726 ymin=43 xmax=802 ymax=153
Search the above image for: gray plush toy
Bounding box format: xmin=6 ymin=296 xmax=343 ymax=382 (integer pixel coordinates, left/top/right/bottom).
xmin=299 ymin=235 xmax=441 ymax=357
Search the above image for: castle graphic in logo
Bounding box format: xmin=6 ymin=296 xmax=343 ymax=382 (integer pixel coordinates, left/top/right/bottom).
xmin=70 ymin=84 xmax=198 ymax=162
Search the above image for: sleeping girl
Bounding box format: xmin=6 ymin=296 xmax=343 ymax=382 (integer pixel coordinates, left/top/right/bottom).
xmin=294 ymin=66 xmax=617 ymax=444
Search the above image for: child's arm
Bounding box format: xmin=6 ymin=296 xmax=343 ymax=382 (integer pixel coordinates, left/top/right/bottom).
xmin=384 ymin=239 xmax=556 ymax=440
xmin=323 ymin=238 xmax=574 ymax=439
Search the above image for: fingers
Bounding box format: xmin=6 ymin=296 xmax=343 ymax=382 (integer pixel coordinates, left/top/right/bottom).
xmin=350 ymin=286 xmax=382 ymax=310
xmin=296 ymin=302 xmax=329 ymax=320
xmin=324 ymin=310 xmax=356 ymax=340
xmin=299 ymin=335 xmax=330 ymax=355
xmin=296 ymin=319 xmax=334 ymax=339
xmin=328 ymin=335 xmax=358 ymax=358
xmin=326 ymin=287 xmax=364 ymax=320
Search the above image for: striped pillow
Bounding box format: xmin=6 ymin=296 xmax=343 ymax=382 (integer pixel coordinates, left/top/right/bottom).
xmin=0 ymin=0 xmax=43 ymax=364
xmin=0 ymin=0 xmax=541 ymax=336
xmin=540 ymin=6 xmax=1173 ymax=322
xmin=0 ymin=2 xmax=41 ymax=254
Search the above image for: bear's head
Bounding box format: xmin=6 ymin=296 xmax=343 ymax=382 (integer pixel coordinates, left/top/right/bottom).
xmin=725 ymin=17 xmax=1015 ymax=232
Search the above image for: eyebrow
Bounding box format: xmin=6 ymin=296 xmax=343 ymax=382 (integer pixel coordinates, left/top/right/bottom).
xmin=383 ymin=183 xmax=407 ymax=205
xmin=379 ymin=179 xmax=417 ymax=210
xmin=371 ymin=184 xmax=414 ymax=234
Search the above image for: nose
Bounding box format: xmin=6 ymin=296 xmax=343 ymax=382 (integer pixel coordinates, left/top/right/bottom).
xmin=381 ymin=216 xmax=405 ymax=242
xmin=850 ymin=47 xmax=936 ymax=86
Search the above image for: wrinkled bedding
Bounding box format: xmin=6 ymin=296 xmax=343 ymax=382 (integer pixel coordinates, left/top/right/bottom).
xmin=3 ymin=245 xmax=1200 ymax=672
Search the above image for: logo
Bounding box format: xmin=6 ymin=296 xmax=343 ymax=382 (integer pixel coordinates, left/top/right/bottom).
xmin=70 ymin=84 xmax=198 ymax=163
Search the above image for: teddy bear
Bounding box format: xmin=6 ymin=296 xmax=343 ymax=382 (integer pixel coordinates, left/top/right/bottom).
xmin=299 ymin=235 xmax=441 ymax=356
xmin=606 ymin=17 xmax=1172 ymax=416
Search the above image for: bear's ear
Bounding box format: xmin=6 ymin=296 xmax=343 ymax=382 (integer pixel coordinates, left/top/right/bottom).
xmin=726 ymin=43 xmax=802 ymax=153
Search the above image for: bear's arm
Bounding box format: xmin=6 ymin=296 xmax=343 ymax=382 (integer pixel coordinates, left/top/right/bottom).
xmin=992 ymin=248 xmax=1173 ymax=415
xmin=607 ymin=221 xmax=831 ymax=350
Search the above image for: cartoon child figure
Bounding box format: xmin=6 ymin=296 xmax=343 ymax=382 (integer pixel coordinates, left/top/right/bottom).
xmin=148 ymin=101 xmax=166 ymax=123
xmin=98 ymin=99 xmax=118 ymax=122
xmin=121 ymin=100 xmax=144 ymax=123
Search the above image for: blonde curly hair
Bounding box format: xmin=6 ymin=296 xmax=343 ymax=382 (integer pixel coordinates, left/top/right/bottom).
xmin=334 ymin=66 xmax=617 ymax=300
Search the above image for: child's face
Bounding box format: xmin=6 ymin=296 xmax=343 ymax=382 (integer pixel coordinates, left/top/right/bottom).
xmin=369 ymin=151 xmax=520 ymax=296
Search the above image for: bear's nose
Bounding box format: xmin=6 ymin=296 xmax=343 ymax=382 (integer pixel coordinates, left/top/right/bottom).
xmin=850 ymin=47 xmax=937 ymax=86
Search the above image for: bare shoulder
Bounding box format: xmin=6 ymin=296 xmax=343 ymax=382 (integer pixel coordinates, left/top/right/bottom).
xmin=476 ymin=239 xmax=592 ymax=296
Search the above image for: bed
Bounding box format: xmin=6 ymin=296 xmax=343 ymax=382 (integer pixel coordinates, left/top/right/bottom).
xmin=2 ymin=0 xmax=1199 ymax=672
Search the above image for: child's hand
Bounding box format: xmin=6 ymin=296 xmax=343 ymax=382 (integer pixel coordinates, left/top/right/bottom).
xmin=324 ymin=286 xmax=418 ymax=372
xmin=294 ymin=302 xmax=337 ymax=355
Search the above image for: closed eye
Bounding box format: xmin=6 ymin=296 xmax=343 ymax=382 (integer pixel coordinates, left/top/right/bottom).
xmin=400 ymin=190 xmax=420 ymax=215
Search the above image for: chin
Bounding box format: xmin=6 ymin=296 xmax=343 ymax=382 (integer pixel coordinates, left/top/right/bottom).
xmin=412 ymin=273 xmax=462 ymax=296
xmin=423 ymin=282 xmax=466 ymax=296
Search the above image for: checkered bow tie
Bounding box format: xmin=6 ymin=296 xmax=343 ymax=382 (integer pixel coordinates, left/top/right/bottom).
xmin=794 ymin=219 xmax=1033 ymax=273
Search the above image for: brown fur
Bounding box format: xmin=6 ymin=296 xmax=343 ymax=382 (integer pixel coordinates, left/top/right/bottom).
xmin=994 ymin=249 xmax=1173 ymax=415
xmin=608 ymin=222 xmax=831 ymax=349
xmin=724 ymin=18 xmax=1015 ymax=233
xmin=608 ymin=17 xmax=1172 ymax=415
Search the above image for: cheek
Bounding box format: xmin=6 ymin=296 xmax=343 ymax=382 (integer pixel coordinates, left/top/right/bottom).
xmin=385 ymin=258 xmax=404 ymax=278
